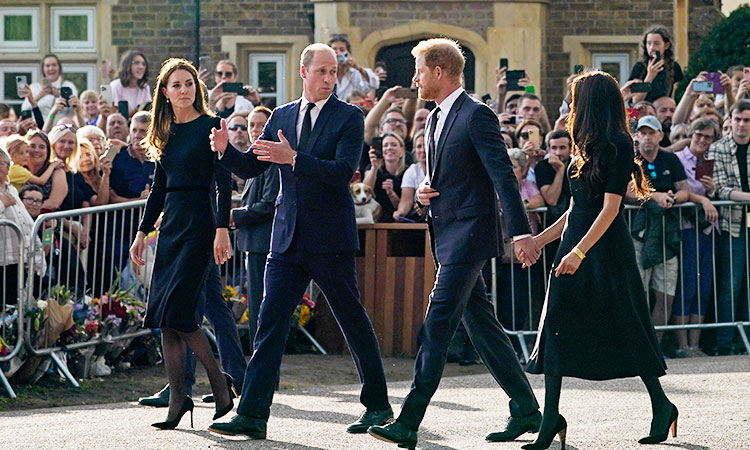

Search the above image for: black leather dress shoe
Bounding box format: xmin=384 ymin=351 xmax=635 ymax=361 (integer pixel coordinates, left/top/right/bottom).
xmin=208 ymin=414 xmax=266 ymax=439
xmin=368 ymin=421 xmax=418 ymax=450
xmin=485 ymin=411 xmax=542 ymax=442
xmin=347 ymin=407 xmax=394 ymax=433
xmin=138 ymin=385 xmax=170 ymax=408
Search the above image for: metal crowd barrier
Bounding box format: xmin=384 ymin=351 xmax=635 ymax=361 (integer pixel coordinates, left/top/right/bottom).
xmin=495 ymin=201 xmax=750 ymax=362
xmin=0 ymin=220 xmax=25 ymax=399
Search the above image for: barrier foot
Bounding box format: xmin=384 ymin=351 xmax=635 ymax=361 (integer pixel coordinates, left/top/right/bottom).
xmin=517 ymin=334 xmax=530 ymax=364
xmin=49 ymin=351 xmax=80 ymax=388
xmin=295 ymin=325 xmax=327 ymax=355
xmin=0 ymin=370 xmax=16 ymax=399
xmin=737 ymin=323 xmax=750 ymax=355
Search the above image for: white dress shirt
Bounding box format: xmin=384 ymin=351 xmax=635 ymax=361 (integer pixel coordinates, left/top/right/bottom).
xmin=296 ymin=95 xmax=332 ymax=146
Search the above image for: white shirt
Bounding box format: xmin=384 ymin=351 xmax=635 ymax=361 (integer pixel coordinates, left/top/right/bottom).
xmin=296 ymin=95 xmax=332 ymax=145
xmin=21 ymin=78 xmax=78 ymax=122
xmin=336 ymin=67 xmax=379 ymax=103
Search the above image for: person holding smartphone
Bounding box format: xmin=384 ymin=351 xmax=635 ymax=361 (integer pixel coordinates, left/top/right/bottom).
xmin=672 ymin=118 xmax=718 ymax=358
xmin=21 ymin=54 xmax=78 ymax=123
xmin=515 ymin=119 xmax=545 ymax=183
xmin=328 ymin=34 xmax=380 ymax=101
xmin=363 ymin=132 xmax=406 ymax=223
xmin=109 ymin=50 xmax=151 ymax=118
xmin=207 ymin=60 xmax=260 ymax=116
xmin=629 ymin=26 xmax=684 ymax=103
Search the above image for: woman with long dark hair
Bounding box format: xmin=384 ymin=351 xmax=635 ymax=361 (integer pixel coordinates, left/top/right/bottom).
xmin=129 ymin=58 xmax=234 ymax=429
xmin=629 ymin=25 xmax=684 ymax=103
xmin=523 ymin=71 xmax=677 ymax=448
xmin=110 ymin=50 xmax=151 ymax=117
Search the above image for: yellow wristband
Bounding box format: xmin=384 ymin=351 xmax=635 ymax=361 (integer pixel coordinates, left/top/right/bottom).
xmin=572 ymin=247 xmax=585 ymax=260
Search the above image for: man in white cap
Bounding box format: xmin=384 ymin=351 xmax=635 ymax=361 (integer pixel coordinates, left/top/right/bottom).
xmin=627 ymin=115 xmax=689 ymax=348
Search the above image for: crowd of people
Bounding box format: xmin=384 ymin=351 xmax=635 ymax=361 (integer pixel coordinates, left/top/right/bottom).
xmin=1 ymin=26 xmax=749 ymax=360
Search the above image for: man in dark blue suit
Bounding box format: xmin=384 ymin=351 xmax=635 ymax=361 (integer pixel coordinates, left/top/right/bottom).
xmin=207 ymin=43 xmax=392 ymax=439
xmin=368 ymin=39 xmax=542 ymax=449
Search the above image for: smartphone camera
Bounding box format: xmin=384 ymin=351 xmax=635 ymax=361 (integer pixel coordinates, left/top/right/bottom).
xmin=337 ymin=52 xmax=349 ymax=64
xmin=371 ymin=136 xmax=383 ymax=159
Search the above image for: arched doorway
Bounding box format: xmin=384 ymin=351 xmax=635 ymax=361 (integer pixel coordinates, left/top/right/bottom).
xmin=375 ymin=39 xmax=476 ymax=93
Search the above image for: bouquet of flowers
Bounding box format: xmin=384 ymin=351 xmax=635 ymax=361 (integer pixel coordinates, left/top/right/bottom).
xmin=291 ymin=293 xmax=316 ymax=328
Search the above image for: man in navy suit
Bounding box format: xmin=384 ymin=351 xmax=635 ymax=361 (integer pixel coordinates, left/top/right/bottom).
xmin=207 ymin=43 xmax=392 ymax=439
xmin=368 ymin=39 xmax=542 ymax=449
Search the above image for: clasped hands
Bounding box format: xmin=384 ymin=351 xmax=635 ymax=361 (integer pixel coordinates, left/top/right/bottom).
xmin=210 ymin=118 xmax=296 ymax=165
xmin=416 ymin=183 xmax=542 ymax=268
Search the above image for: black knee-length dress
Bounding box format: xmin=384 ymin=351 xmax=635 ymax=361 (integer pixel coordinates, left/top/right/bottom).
xmin=138 ymin=115 xmax=231 ymax=332
xmin=526 ymin=134 xmax=667 ymax=380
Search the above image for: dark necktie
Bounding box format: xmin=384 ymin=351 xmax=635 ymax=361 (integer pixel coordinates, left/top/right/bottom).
xmin=428 ymin=107 xmax=441 ymax=173
xmin=298 ymin=102 xmax=314 ymax=152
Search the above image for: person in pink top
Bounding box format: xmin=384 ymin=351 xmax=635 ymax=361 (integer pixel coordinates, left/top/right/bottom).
xmin=110 ymin=50 xmax=151 ymax=118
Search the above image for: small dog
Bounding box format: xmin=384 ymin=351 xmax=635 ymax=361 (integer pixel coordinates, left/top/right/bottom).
xmin=351 ymin=182 xmax=382 ymax=224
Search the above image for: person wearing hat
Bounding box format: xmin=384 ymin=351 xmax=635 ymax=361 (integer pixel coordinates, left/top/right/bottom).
xmin=627 ymin=115 xmax=689 ymax=348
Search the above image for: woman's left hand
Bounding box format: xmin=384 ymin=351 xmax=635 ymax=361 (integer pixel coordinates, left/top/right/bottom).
xmin=554 ymin=251 xmax=582 ymax=277
xmin=214 ymin=227 xmax=232 ymax=265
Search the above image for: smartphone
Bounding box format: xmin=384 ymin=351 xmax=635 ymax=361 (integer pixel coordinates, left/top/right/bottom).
xmin=524 ymin=85 xmax=536 ymax=94
xmin=653 ymin=50 xmax=661 ymax=62
xmin=223 ymin=82 xmax=249 ymax=96
xmin=21 ymin=109 xmax=32 ymax=120
xmin=527 ymin=128 xmax=541 ymax=148
xmin=745 ymin=67 xmax=750 ymax=81
xmin=626 ymin=108 xmax=640 ymax=120
xmin=630 ymin=82 xmax=653 ymax=93
xmin=118 ymin=100 xmax=129 ymax=118
xmin=337 ymin=52 xmax=350 ymax=64
xmin=693 ymin=81 xmax=714 ymax=93
xmin=393 ymin=87 xmax=418 ymax=99
xmin=704 ymin=72 xmax=724 ymax=94
xmin=199 ymin=55 xmax=212 ymax=71
xmin=481 ymin=93 xmax=492 ymax=104
xmin=506 ymin=70 xmax=525 ymax=91
xmin=100 ymin=143 xmax=119 ymax=164
xmin=695 ymin=160 xmax=714 ymax=180
xmin=396 ymin=215 xmax=416 ymax=223
xmin=100 ymin=84 xmax=113 ymax=106
xmin=16 ymin=75 xmax=27 ymax=98
xmin=500 ymin=58 xmax=508 ymax=69
xmin=60 ymin=86 xmax=73 ymax=102
xmin=574 ymin=64 xmax=584 ymax=75
xmin=502 ymin=115 xmax=517 ymax=125
xmin=371 ymin=136 xmax=383 ymax=159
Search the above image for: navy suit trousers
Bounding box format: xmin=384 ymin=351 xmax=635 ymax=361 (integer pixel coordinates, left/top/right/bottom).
xmin=236 ymin=236 xmax=390 ymax=420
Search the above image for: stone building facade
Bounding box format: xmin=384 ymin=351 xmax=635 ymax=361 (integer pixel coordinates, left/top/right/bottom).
xmin=0 ymin=0 xmax=724 ymax=115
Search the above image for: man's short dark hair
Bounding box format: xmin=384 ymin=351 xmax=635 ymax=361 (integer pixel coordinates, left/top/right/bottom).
xmin=730 ymin=100 xmax=750 ymax=118
xmin=546 ymin=129 xmax=571 ymax=145
xmin=328 ymin=33 xmax=351 ymax=52
xmin=520 ymin=93 xmax=541 ymax=103
xmin=505 ymin=94 xmax=521 ymax=107
xmin=19 ymin=184 xmax=43 ymax=198
xmin=727 ymin=65 xmax=744 ymax=76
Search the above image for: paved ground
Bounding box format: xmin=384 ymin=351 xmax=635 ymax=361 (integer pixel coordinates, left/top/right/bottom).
xmin=1 ymin=356 xmax=748 ymax=449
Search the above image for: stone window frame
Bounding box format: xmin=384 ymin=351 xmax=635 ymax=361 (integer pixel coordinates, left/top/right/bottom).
xmin=0 ymin=63 xmax=40 ymax=109
xmin=0 ymin=7 xmax=41 ymax=53
xmin=562 ymin=35 xmax=642 ymax=93
xmin=50 ymin=6 xmax=97 ymax=53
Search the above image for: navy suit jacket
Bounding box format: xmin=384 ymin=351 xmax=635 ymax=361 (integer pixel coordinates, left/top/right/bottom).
xmin=219 ymin=95 xmax=363 ymax=254
xmin=427 ymin=91 xmax=531 ymax=265
xmin=233 ymin=164 xmax=280 ymax=254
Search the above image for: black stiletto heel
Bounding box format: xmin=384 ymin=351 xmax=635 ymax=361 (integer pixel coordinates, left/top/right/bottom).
xmin=638 ymin=404 xmax=678 ymax=444
xmin=213 ymin=372 xmax=235 ymax=420
xmin=151 ymin=397 xmax=194 ymax=429
xmin=521 ymin=415 xmax=567 ymax=449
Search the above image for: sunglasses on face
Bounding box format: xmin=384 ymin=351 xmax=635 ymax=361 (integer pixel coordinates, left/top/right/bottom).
xmin=228 ymin=124 xmax=247 ymax=131
xmin=216 ymin=71 xmax=234 ymax=78
xmin=647 ymin=162 xmax=657 ymax=179
xmin=55 ymin=123 xmax=77 ymax=133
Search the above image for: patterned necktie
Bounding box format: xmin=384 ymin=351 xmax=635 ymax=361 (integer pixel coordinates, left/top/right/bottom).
xmin=428 ymin=107 xmax=441 ymax=174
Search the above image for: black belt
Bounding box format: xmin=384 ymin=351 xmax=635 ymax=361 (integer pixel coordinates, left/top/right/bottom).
xmin=166 ymin=185 xmax=210 ymax=193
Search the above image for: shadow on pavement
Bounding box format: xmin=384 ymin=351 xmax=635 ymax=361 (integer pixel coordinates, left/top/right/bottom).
xmin=173 ymin=428 xmax=327 ymax=449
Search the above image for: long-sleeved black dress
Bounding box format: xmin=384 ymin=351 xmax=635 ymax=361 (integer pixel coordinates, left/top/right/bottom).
xmin=138 ymin=115 xmax=231 ymax=332
xmin=526 ymin=134 xmax=667 ymax=380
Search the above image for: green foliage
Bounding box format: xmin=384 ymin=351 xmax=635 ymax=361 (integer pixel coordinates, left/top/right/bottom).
xmin=677 ymin=5 xmax=750 ymax=100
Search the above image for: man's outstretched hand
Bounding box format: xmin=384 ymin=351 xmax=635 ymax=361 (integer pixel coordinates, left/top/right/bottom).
xmin=210 ymin=118 xmax=229 ymax=154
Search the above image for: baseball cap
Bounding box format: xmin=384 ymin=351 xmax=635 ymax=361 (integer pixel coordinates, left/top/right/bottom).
xmin=636 ymin=115 xmax=662 ymax=132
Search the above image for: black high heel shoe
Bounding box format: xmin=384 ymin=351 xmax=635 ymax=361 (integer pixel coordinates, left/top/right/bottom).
xmin=151 ymin=397 xmax=194 ymax=429
xmin=638 ymin=404 xmax=678 ymax=444
xmin=212 ymin=372 xmax=235 ymax=421
xmin=521 ymin=414 xmax=567 ymax=450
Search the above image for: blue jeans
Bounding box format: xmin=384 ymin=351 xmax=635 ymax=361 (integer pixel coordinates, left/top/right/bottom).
xmin=183 ymin=262 xmax=247 ymax=395
xmin=716 ymin=228 xmax=750 ymax=349
xmin=673 ymin=229 xmax=714 ymax=317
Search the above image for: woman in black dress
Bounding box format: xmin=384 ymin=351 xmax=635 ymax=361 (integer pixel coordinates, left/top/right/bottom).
xmin=523 ymin=71 xmax=677 ymax=449
xmin=129 ymin=58 xmax=234 ymax=429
